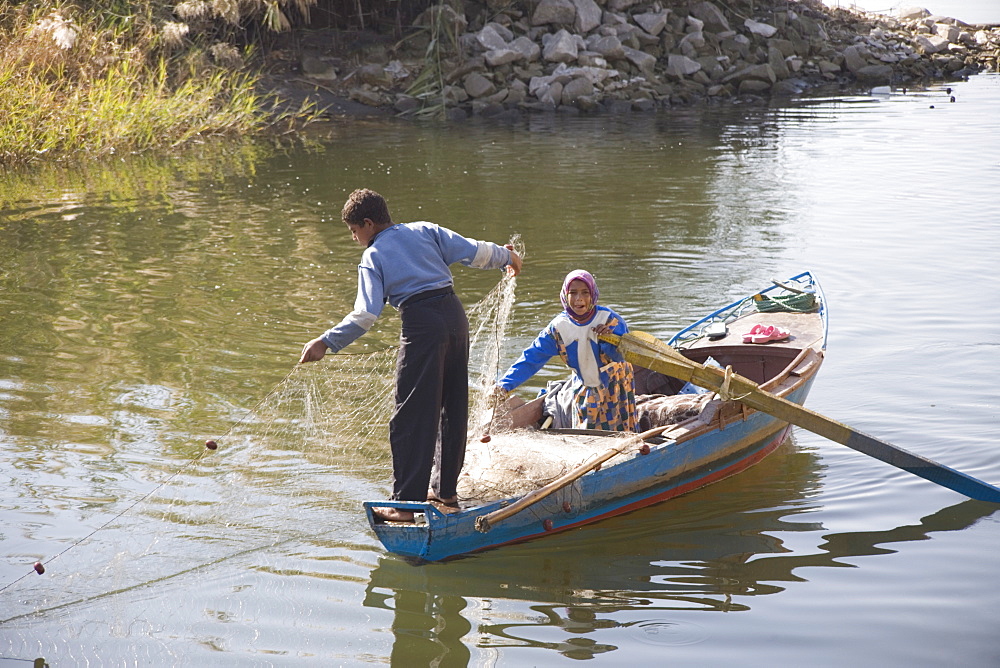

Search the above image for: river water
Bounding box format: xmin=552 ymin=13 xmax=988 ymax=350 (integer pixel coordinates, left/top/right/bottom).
xmin=2 ymin=73 xmax=999 ymax=666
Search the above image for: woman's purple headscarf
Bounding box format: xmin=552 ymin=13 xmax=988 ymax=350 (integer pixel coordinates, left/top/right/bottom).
xmin=560 ymin=270 xmax=599 ymax=319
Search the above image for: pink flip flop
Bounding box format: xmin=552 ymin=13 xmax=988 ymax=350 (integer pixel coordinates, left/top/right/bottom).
xmin=742 ymin=324 xmax=765 ymax=343
xmin=751 ymin=326 xmax=790 ymax=344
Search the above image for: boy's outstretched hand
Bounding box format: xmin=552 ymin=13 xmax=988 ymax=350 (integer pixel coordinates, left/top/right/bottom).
xmin=504 ymin=244 xmax=522 ymax=277
xmin=299 ymin=337 xmax=329 ymax=364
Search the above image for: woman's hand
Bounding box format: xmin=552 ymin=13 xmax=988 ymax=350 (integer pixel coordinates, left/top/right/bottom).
xmin=593 ymin=323 xmax=614 ymax=337
xmin=488 ymin=385 xmax=510 ymax=409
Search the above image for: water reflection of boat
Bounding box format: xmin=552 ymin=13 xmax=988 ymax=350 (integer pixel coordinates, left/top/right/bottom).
xmin=364 ymin=272 xmax=828 ymax=562
xmin=364 ymin=494 xmax=998 ymax=662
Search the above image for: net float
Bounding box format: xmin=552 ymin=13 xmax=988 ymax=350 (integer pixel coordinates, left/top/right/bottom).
xmin=205 ymin=440 xmax=218 ymax=450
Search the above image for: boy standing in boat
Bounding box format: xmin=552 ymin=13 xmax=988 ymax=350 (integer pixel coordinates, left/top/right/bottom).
xmin=299 ymin=188 xmax=522 ymax=521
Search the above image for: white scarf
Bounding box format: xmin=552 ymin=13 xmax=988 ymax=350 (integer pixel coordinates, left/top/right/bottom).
xmin=553 ymin=310 xmax=611 ymax=388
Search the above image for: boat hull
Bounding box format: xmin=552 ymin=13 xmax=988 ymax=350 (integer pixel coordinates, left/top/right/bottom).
xmin=365 ymin=376 xmax=816 ymax=562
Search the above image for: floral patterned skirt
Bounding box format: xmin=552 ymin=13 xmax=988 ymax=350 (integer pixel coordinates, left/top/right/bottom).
xmin=573 ymin=361 xmax=637 ymax=431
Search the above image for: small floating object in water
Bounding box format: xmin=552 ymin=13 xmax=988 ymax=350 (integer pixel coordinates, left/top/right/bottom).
xmin=33 ymin=562 xmax=45 ymax=575
xmin=480 ymin=435 xmax=491 ymax=443
xmin=205 ymin=440 xmax=218 ymax=450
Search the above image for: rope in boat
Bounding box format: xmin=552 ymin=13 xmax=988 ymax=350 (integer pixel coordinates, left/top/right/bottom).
xmin=753 ymin=291 xmax=817 ymax=313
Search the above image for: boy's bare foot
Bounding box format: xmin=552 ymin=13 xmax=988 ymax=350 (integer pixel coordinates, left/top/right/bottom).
xmin=372 ymin=506 xmax=415 ymax=522
xmin=427 ymin=496 xmax=459 ymax=507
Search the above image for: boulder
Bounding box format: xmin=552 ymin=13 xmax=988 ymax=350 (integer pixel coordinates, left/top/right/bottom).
xmin=679 ymin=31 xmax=706 ymax=58
xmin=623 ymin=46 xmax=657 ymax=74
xmin=572 ymin=0 xmax=602 ymax=34
xmin=856 ymin=64 xmax=893 ymax=83
xmin=539 ymin=80 xmax=564 ymax=106
xmin=587 ymin=34 xmax=626 ymax=60
xmin=913 ymin=34 xmax=950 ymax=53
xmin=543 ymin=29 xmax=579 ymax=63
xmin=561 ymin=76 xmax=595 ymax=104
xmin=745 ymin=19 xmax=778 ymax=38
xmin=463 ymin=72 xmax=497 ymax=98
xmin=477 ymin=25 xmax=508 ymax=51
xmin=634 ymin=10 xmax=670 ymax=37
xmin=510 ymin=36 xmax=542 ymax=62
xmin=666 ymin=54 xmax=702 ymax=77
xmin=933 ymin=23 xmax=961 ymax=43
xmin=842 ymin=45 xmax=870 ymax=74
xmin=768 ymin=46 xmax=790 ymax=79
xmin=532 ymin=0 xmax=576 ymax=27
xmin=738 ymin=78 xmax=772 ymax=94
xmin=690 ymin=1 xmax=731 ymax=33
xmin=725 ymin=63 xmax=777 ymax=85
xmin=485 ymin=48 xmax=521 ymax=66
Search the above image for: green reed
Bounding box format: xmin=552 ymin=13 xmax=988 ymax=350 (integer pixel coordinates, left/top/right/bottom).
xmin=0 ymin=2 xmax=314 ymax=168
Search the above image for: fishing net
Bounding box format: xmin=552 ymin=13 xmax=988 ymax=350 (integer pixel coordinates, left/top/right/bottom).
xmin=219 ymin=234 xmax=527 ymax=474
xmin=457 ymin=430 xmax=644 ymax=502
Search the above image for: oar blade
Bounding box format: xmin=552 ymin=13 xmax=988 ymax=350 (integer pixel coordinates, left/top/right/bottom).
xmin=844 ymin=430 xmax=1000 ymax=503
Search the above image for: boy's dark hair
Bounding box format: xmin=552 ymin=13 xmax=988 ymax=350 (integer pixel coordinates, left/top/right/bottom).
xmin=342 ymin=188 xmax=392 ymax=226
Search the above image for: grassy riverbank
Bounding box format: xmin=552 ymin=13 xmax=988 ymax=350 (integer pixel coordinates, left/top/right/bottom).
xmin=0 ymin=1 xmax=318 ymax=168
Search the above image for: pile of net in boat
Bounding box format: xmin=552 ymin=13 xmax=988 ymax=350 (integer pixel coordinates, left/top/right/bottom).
xmin=458 ymin=392 xmax=713 ymax=502
xmin=457 ymin=429 xmax=641 ymax=502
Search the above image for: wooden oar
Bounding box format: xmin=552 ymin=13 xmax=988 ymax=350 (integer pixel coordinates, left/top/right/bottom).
xmin=602 ymin=331 xmax=1000 ymax=503
xmin=474 ymin=424 xmax=674 ymax=533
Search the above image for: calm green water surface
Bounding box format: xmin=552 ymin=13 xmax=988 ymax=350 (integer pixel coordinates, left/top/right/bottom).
xmin=2 ymin=75 xmax=999 ymax=666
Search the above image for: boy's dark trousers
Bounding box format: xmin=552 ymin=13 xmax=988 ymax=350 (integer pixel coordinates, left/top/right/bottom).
xmin=390 ymin=289 xmax=469 ymax=501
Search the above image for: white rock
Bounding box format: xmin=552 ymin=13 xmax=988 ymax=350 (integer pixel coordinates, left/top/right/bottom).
xmin=933 ymin=23 xmax=961 ymax=43
xmin=912 ymin=34 xmax=950 ymax=53
xmin=744 ymin=19 xmax=777 ymax=38
xmin=633 ymin=10 xmax=669 ymax=37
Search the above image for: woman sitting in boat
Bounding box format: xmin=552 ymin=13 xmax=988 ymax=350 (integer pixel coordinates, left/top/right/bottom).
xmin=495 ymin=269 xmax=637 ymax=432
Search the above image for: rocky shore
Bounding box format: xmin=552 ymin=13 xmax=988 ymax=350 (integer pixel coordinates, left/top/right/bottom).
xmin=266 ymin=1 xmax=1000 ymax=119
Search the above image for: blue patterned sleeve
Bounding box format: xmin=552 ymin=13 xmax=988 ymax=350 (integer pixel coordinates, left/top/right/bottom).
xmin=498 ymin=324 xmax=560 ymax=391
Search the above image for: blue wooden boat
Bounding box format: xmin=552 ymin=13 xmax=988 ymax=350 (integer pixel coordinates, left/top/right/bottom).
xmin=364 ymin=271 xmax=828 ymax=562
